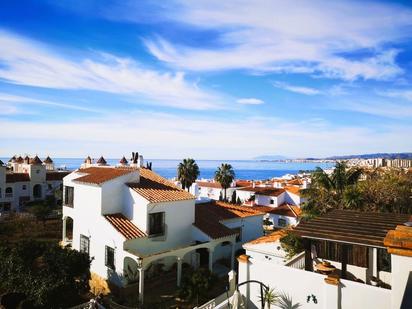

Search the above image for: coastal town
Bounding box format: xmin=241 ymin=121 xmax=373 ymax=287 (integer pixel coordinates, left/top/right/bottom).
xmin=1 ymin=152 xmax=412 ymax=309
xmin=2 ymin=1 xmax=412 ymax=308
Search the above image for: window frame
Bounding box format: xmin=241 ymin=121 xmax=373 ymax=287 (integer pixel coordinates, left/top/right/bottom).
xmin=64 ymin=186 xmax=74 ymax=207
xmin=278 ymin=218 xmax=287 ymax=227
xmin=80 ymin=234 xmax=90 ymax=256
xmin=105 ymin=245 xmax=115 ymax=270
xmin=148 ymin=212 xmax=165 ymax=237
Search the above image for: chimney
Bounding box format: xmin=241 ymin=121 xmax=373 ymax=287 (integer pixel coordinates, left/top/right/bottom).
xmin=138 ymin=155 xmax=144 ymax=168
xmin=252 ymin=181 xmax=256 ymax=188
xmin=130 ymin=151 xmax=139 ymax=168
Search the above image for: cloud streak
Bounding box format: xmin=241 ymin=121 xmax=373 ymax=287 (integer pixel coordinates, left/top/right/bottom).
xmin=236 ymin=98 xmax=264 ymax=105
xmin=273 ymin=81 xmax=321 ymax=95
xmin=142 ymin=0 xmax=411 ymax=80
xmin=0 ymin=31 xmax=225 ymax=110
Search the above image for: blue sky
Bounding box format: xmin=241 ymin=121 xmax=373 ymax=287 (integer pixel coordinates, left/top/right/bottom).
xmin=1 ymin=0 xmax=412 ymax=159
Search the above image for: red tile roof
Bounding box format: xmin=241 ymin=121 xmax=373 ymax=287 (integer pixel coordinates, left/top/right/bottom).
xmin=285 ymin=186 xmax=301 ymax=196
xmin=104 ymin=213 xmax=147 ymax=239
xmin=46 ymin=171 xmax=70 ymax=181
xmin=196 ymin=181 xmax=222 ymax=189
xmin=6 ymin=173 xmax=30 ymax=183
xmin=252 ymin=203 xmax=301 ymax=218
xmin=74 ymin=167 xmax=135 ymax=185
xmin=246 ymin=229 xmax=288 ymax=245
xmin=238 ymin=186 xmax=285 ymax=196
xmin=194 ymin=201 xmax=264 ymax=239
xmin=287 ymin=179 xmax=304 ymax=185
xmin=129 ymin=168 xmax=194 ymax=203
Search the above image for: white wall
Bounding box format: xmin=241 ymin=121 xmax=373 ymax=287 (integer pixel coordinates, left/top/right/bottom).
xmin=238 ymin=257 xmax=392 ymax=309
xmin=285 ymin=191 xmax=301 ymax=205
xmin=391 ymin=254 xmax=412 ymax=309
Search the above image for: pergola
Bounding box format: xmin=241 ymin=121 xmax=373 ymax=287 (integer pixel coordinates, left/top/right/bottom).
xmin=293 ymin=209 xmax=411 ymax=280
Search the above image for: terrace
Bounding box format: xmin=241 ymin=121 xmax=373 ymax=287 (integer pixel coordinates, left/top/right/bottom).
xmin=235 ymin=210 xmax=412 ymax=309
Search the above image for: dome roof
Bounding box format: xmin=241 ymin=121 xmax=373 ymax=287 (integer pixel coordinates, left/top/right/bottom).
xmin=44 ymin=156 xmax=53 ymax=163
xmin=96 ymin=156 xmax=107 ymax=165
xmin=16 ymin=156 xmax=24 ymax=163
xmin=30 ymin=155 xmax=43 ymax=165
xmin=119 ymin=156 xmax=128 ymax=164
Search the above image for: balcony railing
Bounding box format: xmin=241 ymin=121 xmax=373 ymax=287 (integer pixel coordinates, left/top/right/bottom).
xmin=284 ymin=251 xmax=305 ymax=269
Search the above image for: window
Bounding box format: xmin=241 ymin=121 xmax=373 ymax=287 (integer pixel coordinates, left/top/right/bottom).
xmin=33 ymin=184 xmax=42 ymax=199
xmin=5 ymin=187 xmax=13 ymax=198
xmin=270 ymin=199 xmax=274 ymax=205
xmin=22 ymin=185 xmax=27 ymax=190
xmin=36 ymin=169 xmax=40 ymax=174
xmin=105 ymin=246 xmax=115 ymax=270
xmin=80 ymin=235 xmax=90 ymax=256
xmin=149 ymin=212 xmax=165 ymax=236
xmin=278 ymin=218 xmax=287 ymax=227
xmin=48 ymin=184 xmax=52 ymax=190
xmin=232 ymin=227 xmax=242 ymax=242
xmin=64 ymin=186 xmax=74 ymax=206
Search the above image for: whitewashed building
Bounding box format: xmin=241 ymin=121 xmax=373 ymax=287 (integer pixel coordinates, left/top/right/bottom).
xmin=61 ymin=154 xmax=264 ymax=304
xmin=0 ymin=156 xmax=68 ymax=211
xmin=236 ymin=210 xmax=412 ymax=309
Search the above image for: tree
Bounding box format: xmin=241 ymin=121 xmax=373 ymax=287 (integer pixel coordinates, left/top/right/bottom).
xmin=0 ymin=240 xmax=91 ymax=307
xmin=231 ymin=190 xmax=237 ymax=204
xmin=301 ymin=161 xmax=363 ymax=217
xmin=236 ymin=196 xmax=242 ymax=205
xmin=178 ymin=268 xmax=217 ymax=306
xmin=29 ymin=203 xmax=51 ymax=226
xmin=177 ymin=158 xmax=200 ymax=191
xmin=359 ymin=168 xmax=412 ymax=214
xmin=280 ymin=231 xmax=304 ymax=259
xmin=214 ymin=163 xmax=235 ymax=201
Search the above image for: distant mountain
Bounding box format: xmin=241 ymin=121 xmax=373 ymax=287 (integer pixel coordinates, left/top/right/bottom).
xmin=324 ymin=152 xmax=412 ymax=160
xmin=254 ymin=155 xmax=288 ymax=160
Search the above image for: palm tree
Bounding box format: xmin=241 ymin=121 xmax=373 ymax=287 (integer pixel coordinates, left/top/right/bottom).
xmin=177 ymin=158 xmax=200 ymax=191
xmin=301 ymin=161 xmax=363 ymax=217
xmin=214 ymin=163 xmax=235 ymax=201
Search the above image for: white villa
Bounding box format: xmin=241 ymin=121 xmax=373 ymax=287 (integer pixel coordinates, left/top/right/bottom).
xmin=61 ymin=153 xmax=264 ymax=304
xmin=0 ymin=155 xmax=69 ymax=211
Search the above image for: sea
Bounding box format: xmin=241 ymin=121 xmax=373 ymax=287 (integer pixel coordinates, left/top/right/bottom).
xmin=1 ymin=158 xmax=334 ymax=180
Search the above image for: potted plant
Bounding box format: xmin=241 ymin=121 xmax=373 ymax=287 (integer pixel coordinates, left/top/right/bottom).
xmin=259 ymin=287 xmax=279 ymax=309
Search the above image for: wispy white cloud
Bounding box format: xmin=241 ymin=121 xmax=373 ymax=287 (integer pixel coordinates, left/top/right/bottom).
xmin=0 ymin=93 xmax=102 ymax=113
xmin=0 ymin=31 xmax=225 ymax=110
xmin=142 ymin=0 xmax=411 ymax=80
xmin=273 ymin=81 xmax=321 ymax=95
xmin=236 ymin=98 xmax=264 ymax=105
xmin=377 ymin=89 xmax=412 ymax=101
xmin=1 ymin=111 xmax=411 ymax=158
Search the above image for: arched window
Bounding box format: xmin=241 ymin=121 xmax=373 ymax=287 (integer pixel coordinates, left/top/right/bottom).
xmin=33 ymin=184 xmax=42 ymax=199
xmin=5 ymin=187 xmax=13 ymax=198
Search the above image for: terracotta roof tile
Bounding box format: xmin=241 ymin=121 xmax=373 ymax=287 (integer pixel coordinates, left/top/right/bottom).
xmin=46 ymin=171 xmax=70 ymax=181
xmin=196 ymin=181 xmax=223 ymax=189
xmin=6 ymin=173 xmax=30 ymax=183
xmin=246 ymin=229 xmax=288 ymax=245
xmin=104 ymin=213 xmax=147 ymax=239
xmin=74 ymin=167 xmax=135 ymax=185
xmin=252 ymin=203 xmax=301 ymax=218
xmin=129 ymin=168 xmax=194 ymax=203
xmin=193 ymin=201 xmax=264 ymax=239
xmin=238 ymin=186 xmax=285 ymax=196
xmin=285 ymin=186 xmax=301 ymax=196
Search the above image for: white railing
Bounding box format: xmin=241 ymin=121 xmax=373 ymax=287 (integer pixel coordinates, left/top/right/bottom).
xmin=195 ymin=290 xmax=234 ymax=309
xmin=284 ymin=251 xmax=305 ymax=269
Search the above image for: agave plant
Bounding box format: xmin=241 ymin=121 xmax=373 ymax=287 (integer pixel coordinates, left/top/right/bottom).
xmin=276 ymin=292 xmax=301 ymax=309
xmin=259 ymin=287 xmax=279 ymax=309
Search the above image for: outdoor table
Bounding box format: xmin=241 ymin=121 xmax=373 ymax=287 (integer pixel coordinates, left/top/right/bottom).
xmin=315 ymin=262 xmax=336 ymax=275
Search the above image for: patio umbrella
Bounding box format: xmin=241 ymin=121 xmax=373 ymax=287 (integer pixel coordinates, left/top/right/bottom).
xmin=230 ymin=289 xmax=244 ymax=309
